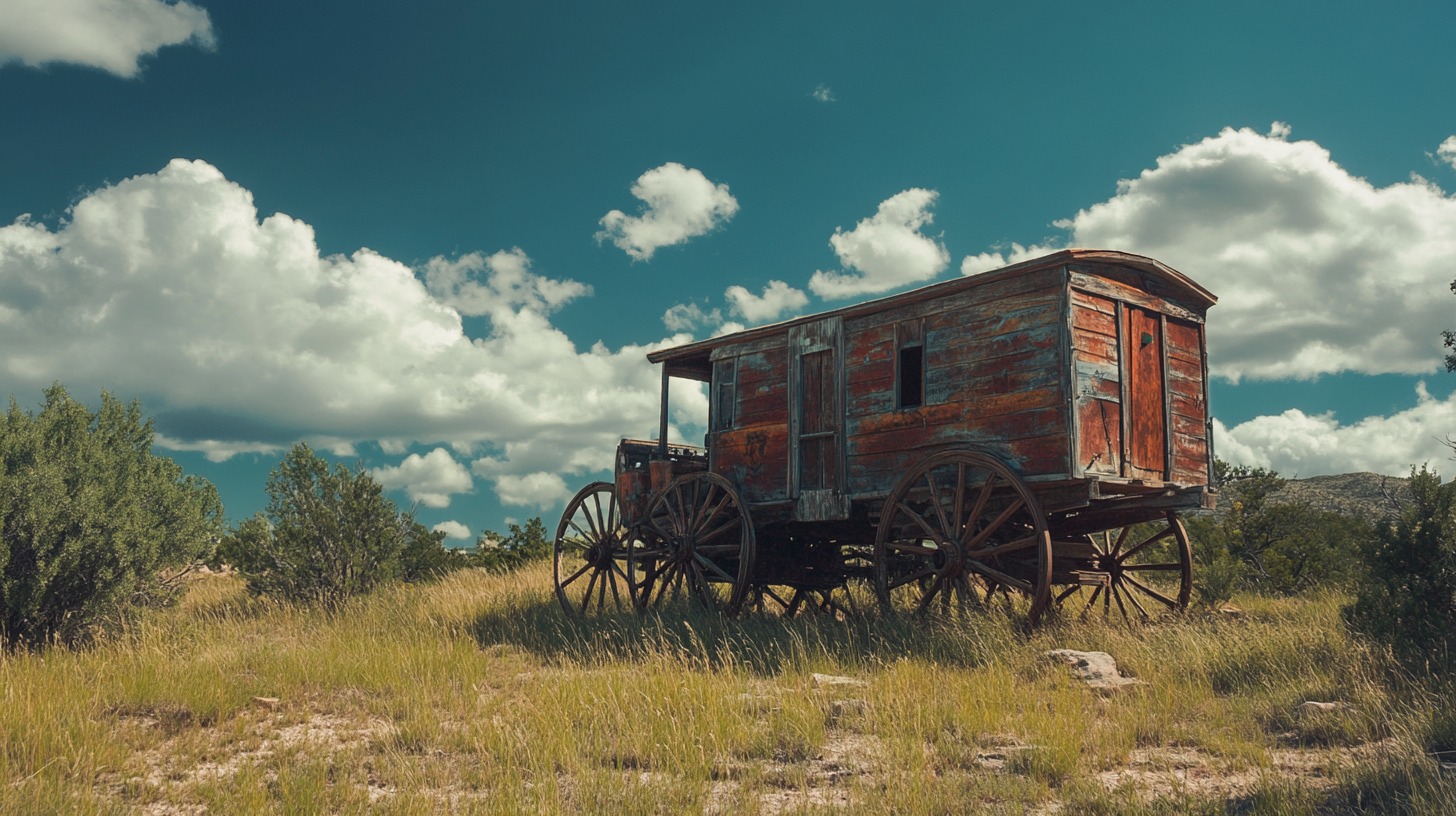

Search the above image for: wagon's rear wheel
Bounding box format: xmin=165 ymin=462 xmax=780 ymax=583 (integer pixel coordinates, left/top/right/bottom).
xmin=632 ymin=472 xmax=755 ymax=615
xmin=874 ymin=450 xmax=1052 ymax=625
xmin=553 ymin=482 xmax=639 ymax=615
xmin=1052 ymin=512 xmax=1192 ymax=621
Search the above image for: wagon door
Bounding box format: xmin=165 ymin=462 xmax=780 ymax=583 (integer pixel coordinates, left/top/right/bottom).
xmin=790 ymin=316 xmax=849 ymax=521
xmin=1124 ymin=305 xmax=1167 ymax=480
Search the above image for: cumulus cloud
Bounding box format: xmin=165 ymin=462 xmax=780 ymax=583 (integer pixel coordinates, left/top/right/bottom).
xmin=808 ymin=189 xmax=950 ymax=299
xmin=724 ymin=280 xmax=808 ymax=324
xmin=1216 ymin=383 xmax=1456 ymax=477
xmin=1437 ymin=136 xmax=1456 ymax=171
xmin=662 ymin=301 xmax=722 ymax=332
xmin=812 ymin=84 xmax=835 ymax=103
xmin=371 ymin=448 xmax=473 ymax=509
xmin=977 ymin=123 xmax=1456 ymax=382
xmin=480 ymin=470 xmax=572 ymax=509
xmin=432 ymin=520 xmax=473 ymax=540
xmin=421 ymin=248 xmax=589 ymax=317
xmin=0 ymin=0 xmax=214 ymax=78
xmin=596 ymin=163 xmax=739 ymax=261
xmin=0 ymin=159 xmax=705 ymax=505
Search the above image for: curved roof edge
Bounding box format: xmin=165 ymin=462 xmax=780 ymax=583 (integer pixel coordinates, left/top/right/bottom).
xmin=648 ymin=249 xmax=1216 ymax=365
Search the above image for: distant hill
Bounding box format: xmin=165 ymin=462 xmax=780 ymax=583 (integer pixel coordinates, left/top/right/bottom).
xmin=1269 ymin=472 xmax=1412 ymax=523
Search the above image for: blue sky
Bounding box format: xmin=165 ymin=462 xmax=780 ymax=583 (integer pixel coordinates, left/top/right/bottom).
xmin=3 ymin=0 xmax=1456 ymax=543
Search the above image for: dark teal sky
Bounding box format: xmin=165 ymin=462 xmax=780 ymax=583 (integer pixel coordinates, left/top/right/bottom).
xmin=3 ymin=0 xmax=1455 ymax=539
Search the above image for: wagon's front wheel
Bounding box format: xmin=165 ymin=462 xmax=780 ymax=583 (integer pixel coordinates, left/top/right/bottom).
xmin=553 ymin=482 xmax=639 ymax=615
xmin=874 ymin=450 xmax=1052 ymax=625
xmin=1051 ymin=513 xmax=1193 ymax=621
xmin=633 ymin=472 xmax=756 ymax=615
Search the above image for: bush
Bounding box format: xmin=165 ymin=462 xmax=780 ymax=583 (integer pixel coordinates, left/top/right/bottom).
xmin=1344 ymin=465 xmax=1456 ymax=674
xmin=221 ymin=444 xmax=419 ymax=605
xmin=1185 ymin=460 xmax=1368 ymax=600
xmin=0 ymin=385 xmax=222 ymax=649
xmin=473 ymin=517 xmax=549 ymax=573
xmin=399 ymin=522 xmax=471 ymax=582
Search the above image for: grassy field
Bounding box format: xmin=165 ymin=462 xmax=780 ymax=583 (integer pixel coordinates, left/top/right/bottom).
xmin=1 ymin=564 xmax=1453 ymax=814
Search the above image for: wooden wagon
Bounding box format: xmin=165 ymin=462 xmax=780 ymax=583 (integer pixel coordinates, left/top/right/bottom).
xmin=552 ymin=249 xmax=1217 ymax=623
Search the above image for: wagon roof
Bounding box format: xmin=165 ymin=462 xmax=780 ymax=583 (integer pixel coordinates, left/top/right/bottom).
xmin=647 ymin=249 xmax=1215 ymax=376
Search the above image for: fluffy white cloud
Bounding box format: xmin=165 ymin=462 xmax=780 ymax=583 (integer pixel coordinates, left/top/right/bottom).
xmin=432 ymin=520 xmax=473 ymax=540
xmin=421 ymin=248 xmax=588 ymax=317
xmin=0 ymin=0 xmax=213 ymax=78
xmin=596 ymin=163 xmax=739 ymax=261
xmin=0 ymin=159 xmax=705 ymax=506
xmin=1438 ymin=136 xmax=1456 ymax=171
xmin=1032 ymin=123 xmax=1456 ymax=382
xmin=662 ymin=301 xmax=722 ymax=332
xmin=809 ymin=189 xmax=950 ymax=299
xmin=812 ymin=84 xmax=835 ymax=103
xmin=1216 ymin=383 xmax=1456 ymax=477
xmin=724 ymin=280 xmax=808 ymax=324
xmin=483 ymin=470 xmax=572 ymax=509
xmin=371 ymin=448 xmax=473 ymax=509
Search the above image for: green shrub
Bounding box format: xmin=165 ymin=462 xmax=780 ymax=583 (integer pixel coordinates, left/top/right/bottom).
xmin=1186 ymin=460 xmax=1368 ymax=599
xmin=221 ymin=444 xmax=416 ymax=605
xmin=0 ymin=385 xmax=222 ymax=649
xmin=473 ymin=517 xmax=549 ymax=573
xmin=399 ymin=522 xmax=471 ymax=582
xmin=1344 ymin=465 xmax=1456 ymax=674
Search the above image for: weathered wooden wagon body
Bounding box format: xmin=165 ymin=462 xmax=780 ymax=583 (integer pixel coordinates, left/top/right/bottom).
xmin=553 ymin=249 xmax=1217 ymax=622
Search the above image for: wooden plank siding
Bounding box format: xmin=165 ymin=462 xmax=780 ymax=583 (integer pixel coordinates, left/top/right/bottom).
xmin=1071 ymin=289 xmax=1123 ymax=476
xmin=663 ymin=251 xmax=1218 ymax=510
xmin=843 ymin=277 xmax=1072 ymax=499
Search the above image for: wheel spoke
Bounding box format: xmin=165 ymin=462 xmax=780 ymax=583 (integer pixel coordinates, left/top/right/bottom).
xmin=1080 ymin=585 xmax=1103 ymax=619
xmin=565 ymin=518 xmax=596 ymax=547
xmin=579 ymin=569 xmax=599 ymax=613
xmin=962 ymin=498 xmax=1026 ymax=552
xmin=1119 ymin=579 xmax=1151 ymax=618
xmin=964 ymin=559 xmax=1032 ymax=593
xmin=1121 ymin=563 xmax=1184 ymax=572
xmin=559 ymin=560 xmax=592 ymax=589
xmin=1055 ymin=584 xmax=1082 ymax=604
xmin=896 ymin=501 xmax=944 ymax=543
xmin=887 ymin=539 xmax=938 ymax=556
xmin=694 ymin=552 xmax=735 ymax=583
xmin=966 ymin=534 xmax=1038 ymax=560
xmin=1124 ymin=574 xmax=1179 ymax=609
xmin=696 ymin=517 xmax=741 ymax=547
xmin=695 ymin=488 xmax=733 ymax=537
xmin=585 ymin=491 xmax=606 ymax=541
xmin=916 ymin=572 xmax=949 ymax=613
xmin=952 ymin=464 xmax=967 ymax=541
xmin=1110 ymin=582 xmax=1130 ymax=620
xmin=888 ymin=566 xmax=934 ymax=591
xmin=1118 ymin=526 xmax=1175 ymax=562
xmin=1109 ymin=525 xmax=1132 ymax=557
xmin=924 ymin=471 xmax=952 ymax=538
xmin=965 ymin=477 xmax=996 ymax=542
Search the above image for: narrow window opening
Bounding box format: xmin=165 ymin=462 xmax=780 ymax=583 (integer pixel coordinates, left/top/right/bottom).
xmin=898 ymin=345 xmax=923 ymax=409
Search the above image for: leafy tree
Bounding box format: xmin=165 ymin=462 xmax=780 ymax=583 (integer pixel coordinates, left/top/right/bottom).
xmin=1344 ymin=465 xmax=1456 ymax=674
xmin=398 ymin=521 xmax=470 ymax=582
xmin=0 ymin=385 xmax=222 ymax=649
xmin=1186 ymin=460 xmax=1368 ymax=600
xmin=473 ymin=517 xmax=549 ymax=573
xmin=221 ymin=444 xmax=414 ymax=605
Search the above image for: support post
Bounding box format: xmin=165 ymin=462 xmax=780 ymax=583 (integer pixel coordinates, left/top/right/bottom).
xmin=657 ymin=365 xmax=670 ymax=459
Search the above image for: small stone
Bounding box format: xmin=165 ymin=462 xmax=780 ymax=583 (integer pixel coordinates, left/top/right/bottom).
xmin=1046 ymin=649 xmax=1145 ymax=692
xmin=252 ymin=696 xmax=280 ymax=710
xmin=1295 ymin=701 xmax=1349 ymax=715
xmin=811 ymin=673 xmax=868 ymax=689
xmin=829 ymin=698 xmax=868 ymax=719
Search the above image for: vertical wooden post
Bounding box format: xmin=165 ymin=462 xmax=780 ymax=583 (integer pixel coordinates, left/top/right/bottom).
xmin=657 ymin=365 xmax=670 ymax=459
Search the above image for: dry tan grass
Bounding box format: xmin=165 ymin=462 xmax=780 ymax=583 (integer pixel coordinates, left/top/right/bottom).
xmin=0 ymin=563 xmax=1452 ymax=814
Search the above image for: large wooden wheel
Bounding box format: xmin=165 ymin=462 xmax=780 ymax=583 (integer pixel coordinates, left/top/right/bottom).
xmin=874 ymin=450 xmax=1052 ymax=624
xmin=553 ymin=482 xmax=639 ymax=615
xmin=631 ymin=472 xmax=755 ymax=615
xmin=1052 ymin=512 xmax=1193 ymax=621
